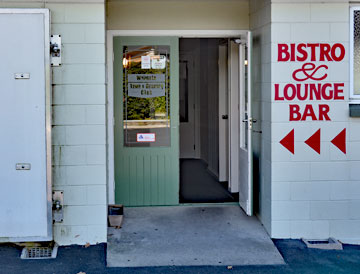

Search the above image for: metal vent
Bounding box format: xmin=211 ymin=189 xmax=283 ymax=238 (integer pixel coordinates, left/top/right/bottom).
xmin=21 ymin=244 xmax=58 ymax=259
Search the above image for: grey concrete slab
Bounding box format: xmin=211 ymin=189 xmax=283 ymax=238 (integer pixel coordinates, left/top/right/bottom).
xmin=107 ymin=205 xmax=285 ymax=267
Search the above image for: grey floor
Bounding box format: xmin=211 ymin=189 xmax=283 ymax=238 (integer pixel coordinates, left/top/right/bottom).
xmin=107 ymin=205 xmax=284 ymax=267
xmin=180 ymin=159 xmax=238 ymax=203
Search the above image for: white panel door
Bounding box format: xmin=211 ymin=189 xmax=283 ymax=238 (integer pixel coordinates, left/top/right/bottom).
xmin=0 ymin=10 xmax=51 ymax=240
xmin=239 ymin=32 xmax=253 ymax=216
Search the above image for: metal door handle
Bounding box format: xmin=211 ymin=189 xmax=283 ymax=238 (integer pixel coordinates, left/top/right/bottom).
xmin=243 ymin=118 xmax=257 ymax=123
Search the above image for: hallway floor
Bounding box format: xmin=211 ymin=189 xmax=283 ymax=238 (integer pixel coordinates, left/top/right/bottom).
xmin=107 ymin=205 xmax=284 ymax=267
xmin=180 ymin=159 xmax=238 ymax=203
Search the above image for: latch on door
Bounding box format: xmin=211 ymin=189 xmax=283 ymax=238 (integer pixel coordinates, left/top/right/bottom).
xmin=52 ymin=191 xmax=64 ymax=223
xmin=242 ymin=117 xmax=257 ymax=129
xmin=50 ymin=35 xmax=62 ymax=66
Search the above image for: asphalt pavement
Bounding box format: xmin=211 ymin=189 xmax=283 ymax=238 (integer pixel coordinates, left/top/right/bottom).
xmin=1 ymin=239 xmax=360 ymax=274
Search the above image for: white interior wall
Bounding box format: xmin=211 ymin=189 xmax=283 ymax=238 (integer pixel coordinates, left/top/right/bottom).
xmin=0 ymin=0 xmax=107 ymax=245
xmin=249 ymin=0 xmax=272 ymax=234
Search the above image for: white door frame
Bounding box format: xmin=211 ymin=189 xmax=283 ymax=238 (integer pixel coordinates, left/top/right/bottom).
xmin=107 ymin=30 xmax=248 ymax=204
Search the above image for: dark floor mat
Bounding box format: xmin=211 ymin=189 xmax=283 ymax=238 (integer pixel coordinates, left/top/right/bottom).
xmin=180 ymin=159 xmax=238 ymax=203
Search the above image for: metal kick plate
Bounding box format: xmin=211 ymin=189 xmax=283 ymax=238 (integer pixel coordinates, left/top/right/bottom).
xmin=52 ymin=190 xmax=64 ymax=223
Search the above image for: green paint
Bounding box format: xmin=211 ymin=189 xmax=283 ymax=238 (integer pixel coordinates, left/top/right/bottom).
xmin=114 ymin=37 xmax=179 ymax=206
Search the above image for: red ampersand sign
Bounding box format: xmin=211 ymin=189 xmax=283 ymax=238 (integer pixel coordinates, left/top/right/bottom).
xmin=292 ymin=63 xmax=328 ymax=81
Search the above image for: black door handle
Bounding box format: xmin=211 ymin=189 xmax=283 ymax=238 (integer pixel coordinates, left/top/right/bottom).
xmin=222 ymin=115 xmax=228 ymax=119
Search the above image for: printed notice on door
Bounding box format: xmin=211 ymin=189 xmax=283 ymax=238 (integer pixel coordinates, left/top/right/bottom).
xmin=128 ymin=74 xmax=166 ymax=98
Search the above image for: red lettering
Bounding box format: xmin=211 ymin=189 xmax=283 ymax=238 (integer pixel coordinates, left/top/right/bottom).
xmin=331 ymin=43 xmax=346 ymax=61
xmin=321 ymin=83 xmax=333 ymax=100
xmin=334 ymin=83 xmax=344 ymax=100
xmin=297 ymin=43 xmax=307 ymax=62
xmin=309 ymin=84 xmax=321 ymax=100
xmin=301 ymin=104 xmax=317 ymax=121
xmin=289 ymin=105 xmax=301 ymax=121
xmin=290 ymin=44 xmax=296 ymax=61
xmin=277 ymin=43 xmax=345 ymax=62
xmin=284 ymin=84 xmax=296 ymax=100
xmin=274 ymin=84 xmax=284 ymax=101
xmin=307 ymin=43 xmax=320 ymax=61
xmin=278 ymin=44 xmax=290 ymax=61
xmin=319 ymin=104 xmax=331 ymax=121
xmin=319 ymin=44 xmax=333 ymax=61
xmin=297 ymin=83 xmax=308 ymax=101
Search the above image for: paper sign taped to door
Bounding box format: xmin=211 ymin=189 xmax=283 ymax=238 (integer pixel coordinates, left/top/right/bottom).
xmin=151 ymin=55 xmax=166 ymax=69
xmin=141 ymin=56 xmax=151 ymax=69
xmin=137 ymin=133 xmax=156 ymax=142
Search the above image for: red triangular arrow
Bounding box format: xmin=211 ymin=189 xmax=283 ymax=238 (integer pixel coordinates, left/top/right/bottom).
xmin=331 ymin=128 xmax=346 ymax=154
xmin=305 ymin=129 xmax=321 ymax=154
xmin=280 ymin=129 xmax=294 ymax=154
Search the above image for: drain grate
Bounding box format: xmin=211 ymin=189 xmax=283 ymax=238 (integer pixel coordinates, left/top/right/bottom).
xmin=21 ymin=243 xmax=58 ymax=259
xmin=302 ymin=238 xmax=343 ymax=250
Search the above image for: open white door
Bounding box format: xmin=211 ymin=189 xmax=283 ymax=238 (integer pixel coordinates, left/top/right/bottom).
xmin=239 ymin=32 xmax=253 ymax=216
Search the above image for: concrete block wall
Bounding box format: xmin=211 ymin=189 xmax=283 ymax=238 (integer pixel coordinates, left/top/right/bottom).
xmin=270 ymin=0 xmax=360 ymax=244
xmin=250 ymin=0 xmax=272 ymax=234
xmin=0 ymin=0 xmax=107 ymax=245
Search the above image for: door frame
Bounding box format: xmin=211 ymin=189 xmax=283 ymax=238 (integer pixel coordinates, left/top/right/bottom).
xmin=107 ymin=30 xmax=248 ymax=204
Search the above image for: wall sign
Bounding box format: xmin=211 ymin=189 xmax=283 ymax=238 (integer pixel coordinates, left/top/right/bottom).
xmin=275 ymin=43 xmax=347 ymax=154
xmin=275 ymin=43 xmax=345 ymax=121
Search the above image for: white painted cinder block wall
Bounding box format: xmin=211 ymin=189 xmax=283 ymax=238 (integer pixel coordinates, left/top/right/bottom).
xmin=270 ymin=0 xmax=360 ymax=244
xmin=0 ymin=0 xmax=107 ymax=245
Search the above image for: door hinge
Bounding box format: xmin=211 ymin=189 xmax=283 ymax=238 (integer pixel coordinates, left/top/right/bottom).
xmin=194 ymin=144 xmax=196 ymax=150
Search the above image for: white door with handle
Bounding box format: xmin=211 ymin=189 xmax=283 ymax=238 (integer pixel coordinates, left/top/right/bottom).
xmin=238 ymin=32 xmax=253 ymax=216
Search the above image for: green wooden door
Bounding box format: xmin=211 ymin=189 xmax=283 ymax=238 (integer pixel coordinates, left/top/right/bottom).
xmin=114 ymin=37 xmax=179 ymax=206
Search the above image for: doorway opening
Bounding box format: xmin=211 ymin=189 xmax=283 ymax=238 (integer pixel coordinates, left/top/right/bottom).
xmin=179 ymin=38 xmax=239 ymax=204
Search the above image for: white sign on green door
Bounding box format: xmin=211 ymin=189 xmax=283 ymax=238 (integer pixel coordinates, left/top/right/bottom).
xmin=128 ymin=82 xmax=165 ymax=98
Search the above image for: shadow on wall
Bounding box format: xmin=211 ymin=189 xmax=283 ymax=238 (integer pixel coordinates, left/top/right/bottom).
xmin=251 ymin=34 xmax=262 ymax=217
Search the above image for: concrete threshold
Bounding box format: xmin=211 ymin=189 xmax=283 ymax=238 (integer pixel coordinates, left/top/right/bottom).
xmin=106 ymin=205 xmax=285 ymax=267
